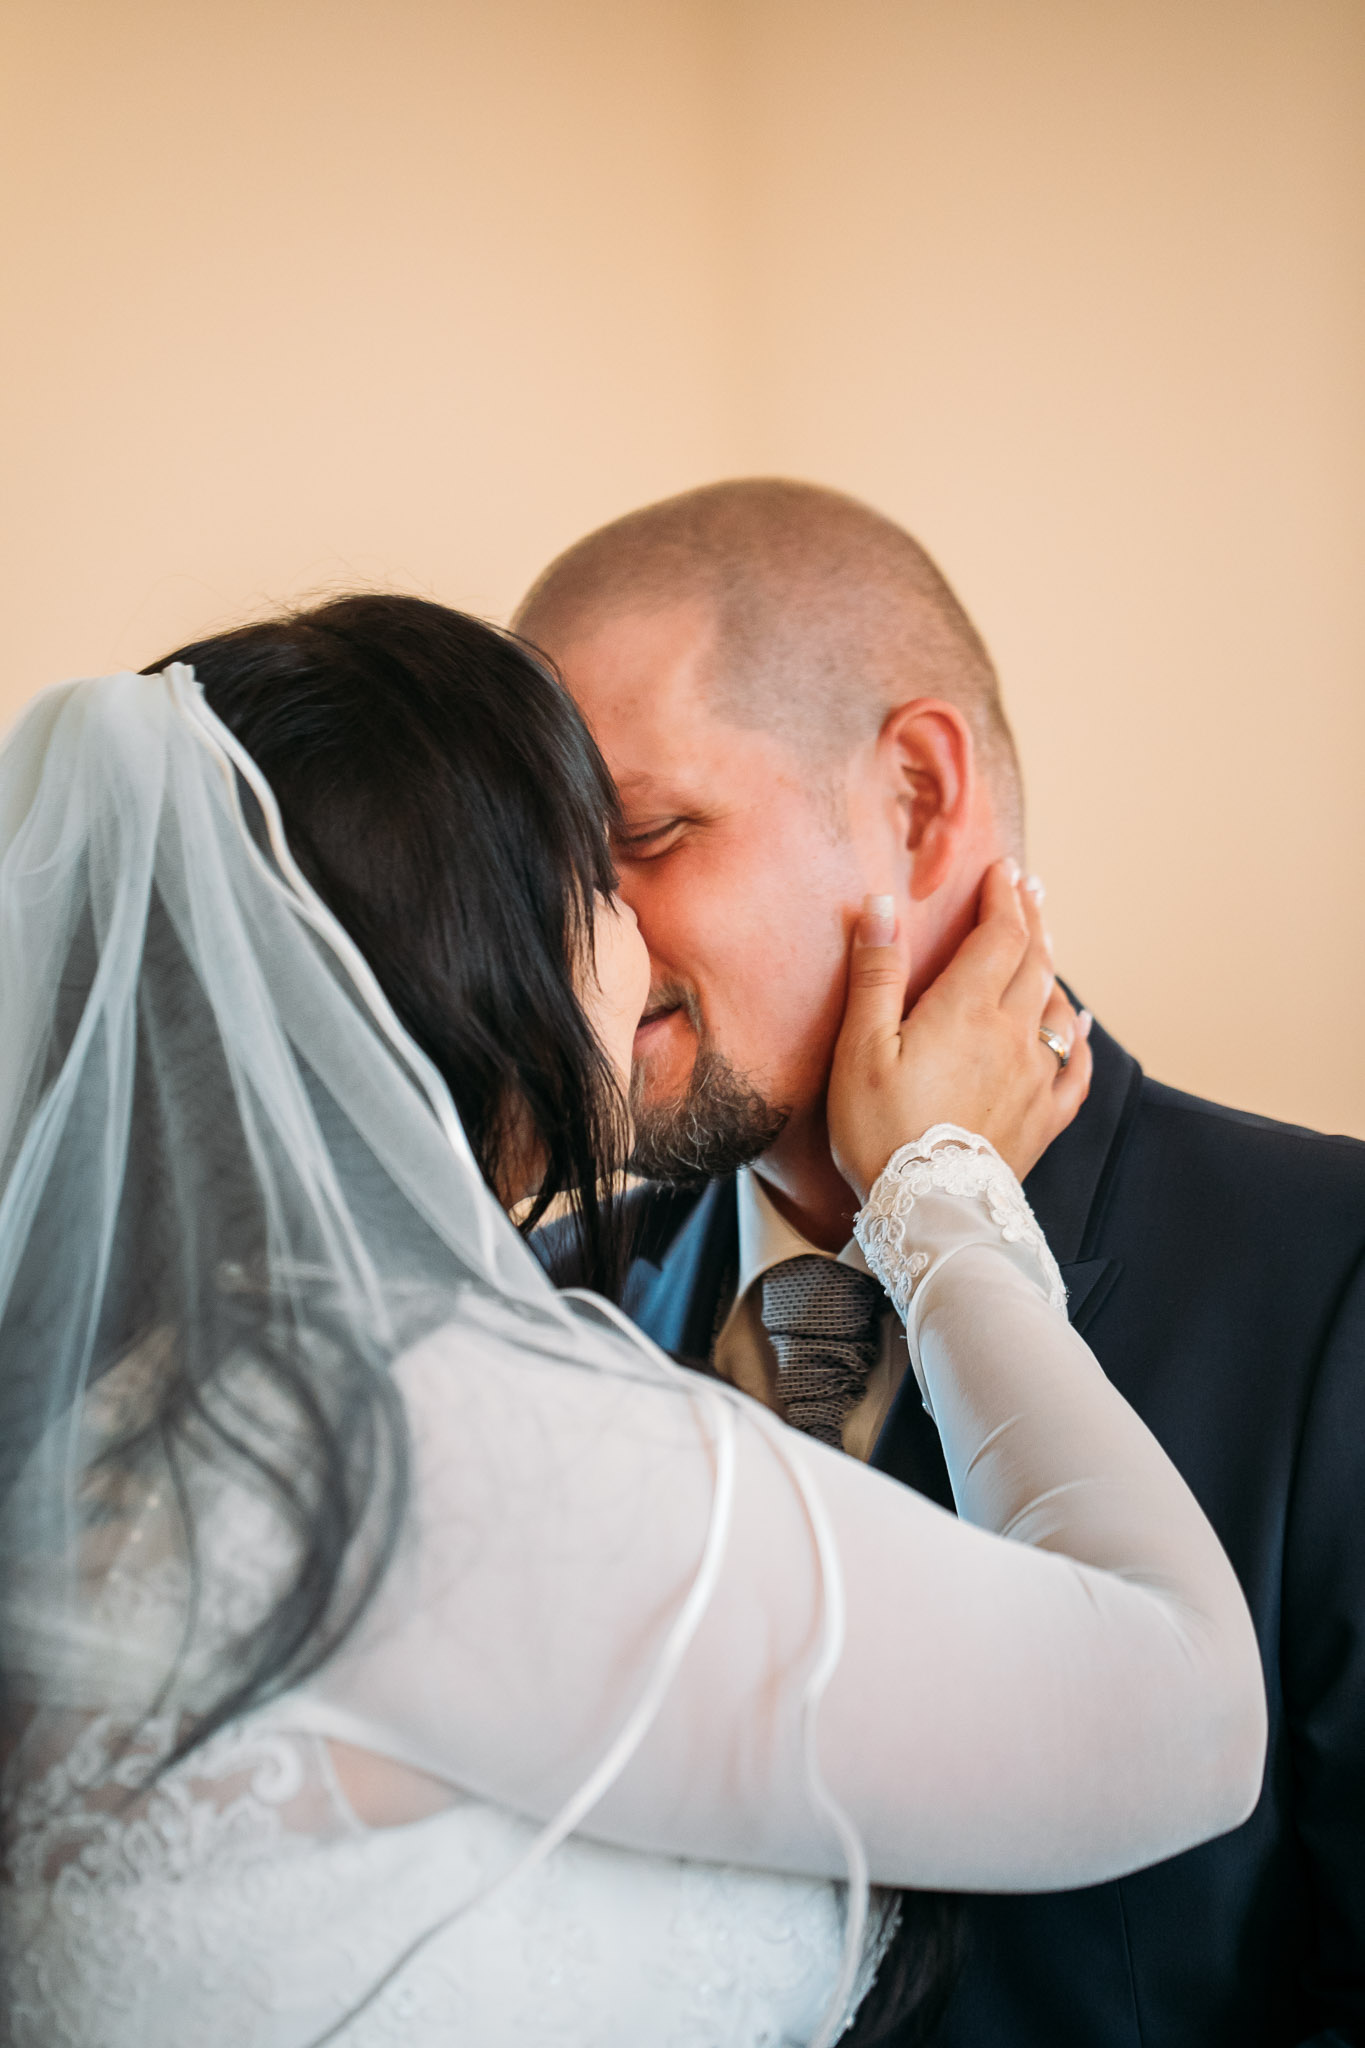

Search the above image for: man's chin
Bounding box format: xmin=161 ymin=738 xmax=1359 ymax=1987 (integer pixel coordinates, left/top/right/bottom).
xmin=627 ymin=1048 xmax=788 ymax=1186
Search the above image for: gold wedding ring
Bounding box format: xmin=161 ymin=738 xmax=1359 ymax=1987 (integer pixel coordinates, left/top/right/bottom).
xmin=1038 ymin=1025 xmax=1071 ymax=1071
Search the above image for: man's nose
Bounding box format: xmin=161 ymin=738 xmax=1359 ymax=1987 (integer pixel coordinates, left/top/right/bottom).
xmin=613 ymin=869 xmax=658 ymax=943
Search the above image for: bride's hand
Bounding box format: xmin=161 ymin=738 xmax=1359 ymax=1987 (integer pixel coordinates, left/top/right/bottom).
xmin=828 ymin=861 xmax=1093 ymax=1200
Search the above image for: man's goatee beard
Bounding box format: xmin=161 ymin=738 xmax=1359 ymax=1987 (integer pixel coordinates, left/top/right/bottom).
xmin=629 ymin=1045 xmax=788 ymax=1185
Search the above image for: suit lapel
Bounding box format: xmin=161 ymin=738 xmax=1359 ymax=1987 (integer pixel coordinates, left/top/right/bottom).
xmin=622 ymin=1176 xmax=739 ymax=1369
xmin=871 ymin=1016 xmax=1140 ymax=1497
xmin=1025 ymin=1009 xmax=1143 ymax=1340
xmin=1059 ymin=1257 xmax=1123 ymax=1335
xmin=1023 ymin=1008 xmax=1143 ymax=1263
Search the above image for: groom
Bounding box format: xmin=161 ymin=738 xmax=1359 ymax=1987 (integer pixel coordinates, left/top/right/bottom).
xmin=517 ymin=479 xmax=1365 ymax=2048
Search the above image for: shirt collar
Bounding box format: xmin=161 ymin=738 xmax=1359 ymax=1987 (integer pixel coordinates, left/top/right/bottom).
xmin=734 ymin=1165 xmax=870 ymax=1302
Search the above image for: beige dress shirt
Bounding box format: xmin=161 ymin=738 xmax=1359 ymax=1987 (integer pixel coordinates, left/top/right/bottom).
xmin=712 ymin=1166 xmax=913 ymax=1462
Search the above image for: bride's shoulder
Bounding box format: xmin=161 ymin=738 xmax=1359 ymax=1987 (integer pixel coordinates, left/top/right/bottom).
xmin=390 ymin=1290 xmax=709 ymax=1466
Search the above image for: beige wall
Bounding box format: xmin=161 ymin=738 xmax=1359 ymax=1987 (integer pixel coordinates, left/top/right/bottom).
xmin=724 ymin=0 xmax=1365 ymax=1138
xmin=0 ymin=0 xmax=736 ymax=675
xmin=3 ymin=0 xmax=1363 ymax=1134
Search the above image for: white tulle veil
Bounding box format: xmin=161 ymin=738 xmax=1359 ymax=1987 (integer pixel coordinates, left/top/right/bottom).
xmin=0 ymin=666 xmax=868 ymax=2044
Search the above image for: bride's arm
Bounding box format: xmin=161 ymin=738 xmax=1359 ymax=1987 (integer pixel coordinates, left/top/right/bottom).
xmin=297 ymin=1215 xmax=1261 ymax=1892
xmin=294 ymin=870 xmax=1264 ymax=1891
xmin=589 ymin=1128 xmax=1263 ymax=1890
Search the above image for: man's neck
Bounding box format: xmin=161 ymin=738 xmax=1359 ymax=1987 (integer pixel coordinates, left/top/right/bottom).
xmin=745 ymin=858 xmax=997 ymax=1253
xmin=749 ymin=1112 xmax=858 ymax=1254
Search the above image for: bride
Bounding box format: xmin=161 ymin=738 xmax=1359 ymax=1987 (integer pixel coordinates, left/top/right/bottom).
xmin=0 ymin=594 xmax=1263 ymax=2047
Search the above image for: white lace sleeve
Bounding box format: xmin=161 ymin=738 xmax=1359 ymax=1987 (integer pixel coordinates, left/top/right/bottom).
xmin=854 ymin=1124 xmax=1065 ymax=1419
xmin=292 ymin=1258 xmax=1265 ymax=1895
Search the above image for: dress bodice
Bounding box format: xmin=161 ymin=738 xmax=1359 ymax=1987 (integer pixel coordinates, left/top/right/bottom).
xmin=4 ymin=1711 xmax=880 ymax=2048
xmin=2 ymin=1128 xmax=1264 ymax=2046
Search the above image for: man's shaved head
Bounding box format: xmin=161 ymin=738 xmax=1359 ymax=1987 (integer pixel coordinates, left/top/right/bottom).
xmin=519 ymin=480 xmax=1026 ymax=1221
xmin=515 ymin=477 xmax=1022 ymax=848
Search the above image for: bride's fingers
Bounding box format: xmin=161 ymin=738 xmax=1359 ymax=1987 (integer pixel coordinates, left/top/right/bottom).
xmin=1050 ymin=1005 xmax=1094 ymax=1117
xmin=1038 ymin=977 xmax=1091 ymax=1088
xmin=1038 ymin=979 xmax=1081 ymax=1069
xmin=837 ymin=895 xmax=910 ymax=1060
xmin=1001 ymin=872 xmax=1056 ymax=1023
xmin=934 ymin=859 xmax=1031 ymax=1002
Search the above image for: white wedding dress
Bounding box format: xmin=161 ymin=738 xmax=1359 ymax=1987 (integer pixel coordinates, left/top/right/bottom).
xmin=2 ymin=1133 xmax=1264 ymax=2048
xmin=0 ymin=670 xmax=1264 ymax=2048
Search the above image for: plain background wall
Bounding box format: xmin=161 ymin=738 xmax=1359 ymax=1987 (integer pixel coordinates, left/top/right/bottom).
xmin=0 ymin=0 xmax=738 ymax=671
xmin=3 ymin=0 xmax=1363 ymax=1135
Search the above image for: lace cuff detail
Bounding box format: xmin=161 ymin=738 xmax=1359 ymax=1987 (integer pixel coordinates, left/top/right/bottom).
xmin=853 ymin=1124 xmax=1067 ymax=1329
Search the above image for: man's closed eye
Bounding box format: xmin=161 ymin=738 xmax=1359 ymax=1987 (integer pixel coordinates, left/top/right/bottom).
xmin=615 ymin=819 xmax=689 ymax=860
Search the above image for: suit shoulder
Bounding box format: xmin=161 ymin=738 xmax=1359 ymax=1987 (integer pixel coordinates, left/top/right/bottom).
xmin=1128 ymin=1074 xmax=1365 ymax=1224
xmin=1140 ymin=1075 xmax=1365 ymax=1161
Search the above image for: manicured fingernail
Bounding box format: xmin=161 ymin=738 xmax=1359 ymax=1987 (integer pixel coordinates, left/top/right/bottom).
xmin=860 ymin=893 xmax=896 ymax=945
xmin=1025 ymin=873 xmax=1046 ymax=902
xmin=1078 ymin=1009 xmax=1093 ymax=1037
xmin=1005 ymin=858 xmax=1021 ymax=885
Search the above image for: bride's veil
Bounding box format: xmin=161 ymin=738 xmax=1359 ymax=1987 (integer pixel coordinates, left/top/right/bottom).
xmin=0 ymin=665 xmax=869 ymax=2044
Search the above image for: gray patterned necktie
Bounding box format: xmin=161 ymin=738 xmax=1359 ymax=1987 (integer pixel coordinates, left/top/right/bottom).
xmin=759 ymin=1255 xmax=885 ymax=1448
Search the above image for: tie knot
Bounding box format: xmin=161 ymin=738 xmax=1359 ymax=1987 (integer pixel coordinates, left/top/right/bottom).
xmin=758 ymin=1257 xmax=886 ymax=1449
xmin=760 ymin=1255 xmax=885 ymax=1344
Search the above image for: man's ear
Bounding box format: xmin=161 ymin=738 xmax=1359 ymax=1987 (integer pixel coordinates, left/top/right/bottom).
xmin=877 ymin=698 xmax=976 ymax=899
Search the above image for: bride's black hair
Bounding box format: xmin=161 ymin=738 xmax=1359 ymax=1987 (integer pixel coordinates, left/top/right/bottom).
xmin=14 ymin=592 xmax=634 ymax=1782
xmin=151 ymin=593 xmax=631 ymax=1297
xmin=1 ymin=595 xmax=632 ymax=1813
xmin=3 ymin=596 xmax=962 ymax=2046
xmin=136 ymin=596 xmax=969 ymax=2047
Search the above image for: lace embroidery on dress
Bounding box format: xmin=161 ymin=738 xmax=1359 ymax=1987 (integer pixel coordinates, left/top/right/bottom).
xmin=3 ymin=1708 xmax=869 ymax=2048
xmin=3 ymin=1711 xmax=360 ymax=1892
xmin=2 ymin=1711 xmax=371 ymax=2048
xmin=838 ymin=1892 xmax=903 ymax=2040
xmin=853 ymin=1123 xmax=1067 ymax=1325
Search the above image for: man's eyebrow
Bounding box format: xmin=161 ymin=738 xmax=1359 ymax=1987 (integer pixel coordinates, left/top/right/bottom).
xmin=612 ymin=770 xmax=669 ymax=802
xmin=613 ymin=781 xmax=705 ymax=820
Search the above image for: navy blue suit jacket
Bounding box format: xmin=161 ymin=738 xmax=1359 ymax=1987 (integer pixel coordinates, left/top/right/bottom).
xmin=593 ymin=1020 xmax=1365 ymax=2047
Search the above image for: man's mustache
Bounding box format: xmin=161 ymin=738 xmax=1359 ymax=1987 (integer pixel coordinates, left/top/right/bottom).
xmin=640 ymin=979 xmax=703 ymax=1034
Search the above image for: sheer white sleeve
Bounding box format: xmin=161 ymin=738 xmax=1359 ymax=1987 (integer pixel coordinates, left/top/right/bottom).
xmin=0 ymin=668 xmax=1268 ymax=2047
xmin=293 ymin=1128 xmax=1265 ymax=1895
xmin=854 ymin=1122 xmax=1067 ymax=1395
